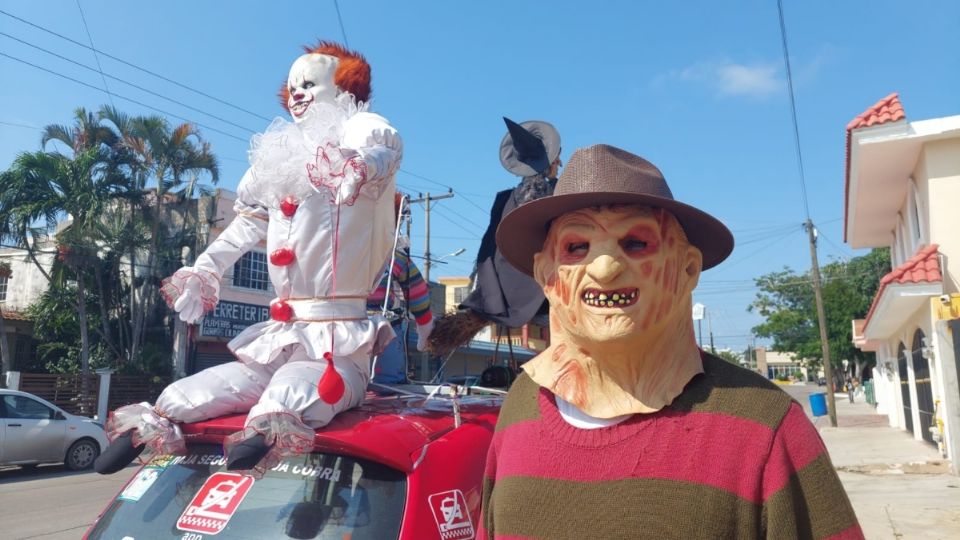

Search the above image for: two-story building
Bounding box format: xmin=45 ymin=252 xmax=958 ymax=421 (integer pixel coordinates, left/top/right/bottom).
xmin=845 ymin=93 xmax=960 ymax=472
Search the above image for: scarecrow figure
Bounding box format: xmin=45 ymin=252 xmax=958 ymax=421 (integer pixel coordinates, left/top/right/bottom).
xmin=429 ymin=118 xmax=561 ymax=356
xmin=96 ymin=41 xmax=400 ymax=474
xmin=478 ymin=144 xmax=862 ymax=539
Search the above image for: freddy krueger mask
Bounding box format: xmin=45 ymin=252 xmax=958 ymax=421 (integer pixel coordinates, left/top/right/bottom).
xmin=527 ymin=204 xmax=705 ymax=417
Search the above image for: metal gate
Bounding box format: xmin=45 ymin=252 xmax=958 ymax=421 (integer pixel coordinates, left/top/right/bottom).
xmin=897 ymin=342 xmax=913 ymax=433
xmin=912 ymin=330 xmax=935 ymax=445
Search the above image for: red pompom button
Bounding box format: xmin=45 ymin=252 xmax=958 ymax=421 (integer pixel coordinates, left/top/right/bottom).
xmin=270 ymin=246 xmax=296 ymax=266
xmin=280 ymin=195 xmax=299 ymax=217
xmin=317 ymin=352 xmax=345 ymax=404
xmin=270 ymin=300 xmax=293 ymax=322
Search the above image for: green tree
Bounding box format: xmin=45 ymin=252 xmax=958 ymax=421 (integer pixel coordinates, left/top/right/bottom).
xmin=99 ymin=109 xmax=219 ymax=365
xmin=0 ymin=147 xmax=128 ymax=376
xmin=715 ymin=349 xmax=742 ymax=365
xmin=749 ymin=249 xmax=890 ymax=381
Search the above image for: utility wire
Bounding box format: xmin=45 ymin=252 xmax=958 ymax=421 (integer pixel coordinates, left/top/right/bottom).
xmin=0 ymin=32 xmax=260 ymax=134
xmin=776 ymin=0 xmax=810 ymax=222
xmin=0 ymin=8 xmax=271 ymax=122
xmin=332 ymin=0 xmax=350 ymax=48
xmin=74 ymin=0 xmax=114 ymax=109
xmin=0 ymin=51 xmax=250 ymax=143
xmin=400 ymin=168 xmax=493 ymax=217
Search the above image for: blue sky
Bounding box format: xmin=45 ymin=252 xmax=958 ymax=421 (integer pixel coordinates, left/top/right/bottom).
xmin=1 ymin=1 xmax=958 ymax=353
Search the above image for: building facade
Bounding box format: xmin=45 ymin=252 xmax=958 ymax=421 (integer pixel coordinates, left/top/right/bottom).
xmin=845 ymin=93 xmax=960 ymax=472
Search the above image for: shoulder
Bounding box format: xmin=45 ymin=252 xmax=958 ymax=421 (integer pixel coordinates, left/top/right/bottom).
xmin=495 ymin=372 xmax=542 ymax=432
xmin=670 ymin=352 xmax=796 ymax=430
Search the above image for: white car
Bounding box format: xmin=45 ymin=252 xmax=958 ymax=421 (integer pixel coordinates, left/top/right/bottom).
xmin=0 ymin=389 xmax=108 ymax=470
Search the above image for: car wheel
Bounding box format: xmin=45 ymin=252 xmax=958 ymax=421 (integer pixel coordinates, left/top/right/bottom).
xmin=65 ymin=438 xmax=100 ymax=471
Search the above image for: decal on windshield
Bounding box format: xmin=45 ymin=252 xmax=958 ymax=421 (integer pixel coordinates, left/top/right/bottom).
xmin=118 ymin=465 xmax=164 ymax=502
xmin=176 ymin=472 xmax=255 ymax=535
xmin=428 ymin=489 xmax=475 ymax=540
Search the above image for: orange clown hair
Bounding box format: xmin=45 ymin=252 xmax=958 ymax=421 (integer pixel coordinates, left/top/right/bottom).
xmin=278 ymin=41 xmax=372 ymax=111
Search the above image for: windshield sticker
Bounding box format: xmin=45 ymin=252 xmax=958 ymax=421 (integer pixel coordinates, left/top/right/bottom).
xmin=428 ymin=489 xmax=475 ymax=540
xmin=118 ymin=465 xmax=164 ymax=502
xmin=176 ymin=472 xmax=255 ymax=535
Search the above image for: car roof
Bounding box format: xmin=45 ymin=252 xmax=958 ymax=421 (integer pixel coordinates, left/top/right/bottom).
xmin=181 ymin=389 xmax=501 ymax=472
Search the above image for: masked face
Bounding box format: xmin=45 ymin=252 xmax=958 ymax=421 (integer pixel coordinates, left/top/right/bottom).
xmin=534 ymin=205 xmax=701 ymax=347
xmin=287 ymin=54 xmax=340 ymax=122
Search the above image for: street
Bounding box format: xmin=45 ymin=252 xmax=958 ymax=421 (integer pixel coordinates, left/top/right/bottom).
xmin=0 ymin=463 xmax=136 ymax=539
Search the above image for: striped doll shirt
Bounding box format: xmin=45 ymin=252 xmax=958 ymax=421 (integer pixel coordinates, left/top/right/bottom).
xmin=366 ymin=250 xmax=432 ymax=325
xmin=478 ymin=353 xmax=863 ymax=540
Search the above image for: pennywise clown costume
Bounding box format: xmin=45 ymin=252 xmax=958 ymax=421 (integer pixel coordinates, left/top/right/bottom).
xmin=95 ymin=42 xmax=401 ymax=474
xmin=477 ymin=145 xmax=862 ymax=539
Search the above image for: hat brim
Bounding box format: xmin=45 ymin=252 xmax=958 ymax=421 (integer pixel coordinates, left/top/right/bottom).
xmin=495 ymin=192 xmax=734 ymax=276
xmin=500 ymin=121 xmax=561 ymax=177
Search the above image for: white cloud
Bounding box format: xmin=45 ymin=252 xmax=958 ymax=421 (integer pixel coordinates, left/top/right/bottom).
xmin=658 ymin=60 xmax=784 ymax=99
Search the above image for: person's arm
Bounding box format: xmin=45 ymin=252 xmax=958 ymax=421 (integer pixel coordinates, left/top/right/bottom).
xmin=311 ymin=112 xmax=402 ymax=205
xmin=160 ymin=170 xmax=269 ymax=322
xmin=760 ymin=402 xmax=863 ymax=539
xmin=476 ymin=435 xmax=499 ymax=540
xmin=392 ymin=253 xmax=434 ymax=350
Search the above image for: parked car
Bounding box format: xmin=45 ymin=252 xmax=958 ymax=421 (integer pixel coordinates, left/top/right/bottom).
xmin=84 ymin=386 xmax=502 ymax=539
xmin=0 ymin=389 xmax=108 ymax=470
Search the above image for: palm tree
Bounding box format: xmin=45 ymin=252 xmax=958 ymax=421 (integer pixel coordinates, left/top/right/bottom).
xmin=0 ymin=147 xmax=130 ymax=377
xmin=98 ymin=108 xmax=219 ymax=365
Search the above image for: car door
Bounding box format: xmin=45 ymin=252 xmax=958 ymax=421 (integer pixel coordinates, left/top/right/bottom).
xmin=0 ymin=394 xmax=67 ymax=463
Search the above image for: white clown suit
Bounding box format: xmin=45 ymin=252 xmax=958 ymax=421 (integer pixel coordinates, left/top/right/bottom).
xmin=108 ymin=91 xmax=401 ymax=461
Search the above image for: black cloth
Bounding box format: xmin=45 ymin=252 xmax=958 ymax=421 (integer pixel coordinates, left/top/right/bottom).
xmin=460 ymin=176 xmax=555 ymax=327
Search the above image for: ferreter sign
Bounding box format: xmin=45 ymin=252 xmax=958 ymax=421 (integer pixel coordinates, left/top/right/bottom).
xmin=200 ymin=300 xmax=270 ymax=338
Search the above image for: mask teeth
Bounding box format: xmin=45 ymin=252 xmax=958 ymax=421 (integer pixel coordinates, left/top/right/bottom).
xmin=581 ymin=289 xmax=639 ymax=307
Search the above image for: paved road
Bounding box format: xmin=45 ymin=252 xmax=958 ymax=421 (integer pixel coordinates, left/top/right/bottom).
xmin=0 ymin=464 xmax=136 ymax=539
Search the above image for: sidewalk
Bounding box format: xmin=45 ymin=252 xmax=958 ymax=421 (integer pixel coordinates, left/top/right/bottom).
xmin=808 ymin=392 xmax=960 ymax=539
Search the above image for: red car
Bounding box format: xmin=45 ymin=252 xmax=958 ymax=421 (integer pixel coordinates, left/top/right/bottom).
xmin=83 ymin=388 xmax=500 ymax=540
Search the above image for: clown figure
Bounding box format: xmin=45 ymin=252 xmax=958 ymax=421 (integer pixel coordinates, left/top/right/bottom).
xmin=96 ymin=42 xmax=401 ymax=473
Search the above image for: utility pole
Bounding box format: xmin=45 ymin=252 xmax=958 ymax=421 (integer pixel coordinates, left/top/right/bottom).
xmin=807 ymin=219 xmax=838 ymax=427
xmin=407 ymin=190 xmax=454 ymax=380
xmin=408 ymin=190 xmax=454 ymax=283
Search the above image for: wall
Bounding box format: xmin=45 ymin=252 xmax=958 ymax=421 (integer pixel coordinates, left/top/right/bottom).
xmin=923 ymin=139 xmax=960 ymax=294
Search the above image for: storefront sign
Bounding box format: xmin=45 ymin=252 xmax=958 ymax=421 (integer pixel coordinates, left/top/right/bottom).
xmin=200 ymin=300 xmax=270 ymax=338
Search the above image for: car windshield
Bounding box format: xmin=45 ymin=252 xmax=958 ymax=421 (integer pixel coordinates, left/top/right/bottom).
xmin=86 ymin=444 xmax=406 ymax=540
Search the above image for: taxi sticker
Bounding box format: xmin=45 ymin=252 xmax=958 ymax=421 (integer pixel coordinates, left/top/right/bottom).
xmin=176 ymin=472 xmax=255 ymax=535
xmin=118 ymin=466 xmax=164 ymax=502
xmin=428 ymin=489 xmax=475 ymax=540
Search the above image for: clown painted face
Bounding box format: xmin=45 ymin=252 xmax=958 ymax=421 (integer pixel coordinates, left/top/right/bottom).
xmin=287 ymin=53 xmax=340 ymax=122
xmin=534 ymin=205 xmax=701 ymax=348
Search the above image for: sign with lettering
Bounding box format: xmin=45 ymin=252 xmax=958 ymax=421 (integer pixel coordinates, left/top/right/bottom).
xmin=200 ymin=300 xmax=270 ymax=338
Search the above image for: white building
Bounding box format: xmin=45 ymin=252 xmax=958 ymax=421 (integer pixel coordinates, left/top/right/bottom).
xmin=845 ymin=93 xmax=960 ymax=472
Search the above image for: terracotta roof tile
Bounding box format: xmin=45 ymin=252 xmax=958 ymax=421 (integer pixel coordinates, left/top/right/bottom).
xmin=863 ymin=244 xmax=940 ymax=328
xmin=845 ymin=93 xmax=906 ymax=131
xmin=843 ymin=93 xmax=907 ymax=241
xmin=0 ymin=310 xmax=31 ymax=321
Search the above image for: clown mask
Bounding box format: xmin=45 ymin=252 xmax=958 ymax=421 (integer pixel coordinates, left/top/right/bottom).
xmin=287 ymin=53 xmax=340 ymax=122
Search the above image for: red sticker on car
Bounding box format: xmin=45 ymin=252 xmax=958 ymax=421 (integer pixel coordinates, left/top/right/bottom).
xmin=176 ymin=472 xmax=255 ymax=535
xmin=428 ymin=489 xmax=475 ymax=540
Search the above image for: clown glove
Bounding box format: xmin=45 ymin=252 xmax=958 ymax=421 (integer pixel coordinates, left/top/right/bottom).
xmin=416 ymin=319 xmax=435 ymax=352
xmin=161 ymin=267 xmax=220 ymax=324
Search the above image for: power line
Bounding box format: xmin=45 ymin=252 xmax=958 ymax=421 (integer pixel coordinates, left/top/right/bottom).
xmin=332 ymin=0 xmax=350 ymax=48
xmin=0 ymin=120 xmax=41 ymax=130
xmin=0 ymin=32 xmax=260 ymax=134
xmin=776 ymin=0 xmax=810 ymax=222
xmin=74 ymin=0 xmax=114 ymax=109
xmin=0 ymin=51 xmax=250 ymax=143
xmin=399 ymin=168 xmax=493 ymax=217
xmin=0 ymin=8 xmax=271 ymax=122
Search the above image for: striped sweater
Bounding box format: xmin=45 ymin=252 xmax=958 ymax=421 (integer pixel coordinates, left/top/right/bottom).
xmin=478 ymin=353 xmax=862 ymax=540
xmin=366 ymin=249 xmax=432 ymax=325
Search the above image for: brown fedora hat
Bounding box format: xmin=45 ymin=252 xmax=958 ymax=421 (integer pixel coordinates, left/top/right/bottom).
xmin=496 ymin=144 xmax=734 ymax=275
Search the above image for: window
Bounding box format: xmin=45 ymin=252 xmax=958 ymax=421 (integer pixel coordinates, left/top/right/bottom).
xmin=1 ymin=395 xmax=54 ymax=419
xmin=233 ymin=252 xmax=269 ymax=291
xmin=0 ymin=275 xmax=7 ymax=301
xmin=453 ymin=286 xmax=469 ymax=304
